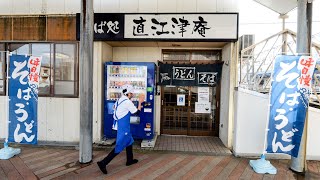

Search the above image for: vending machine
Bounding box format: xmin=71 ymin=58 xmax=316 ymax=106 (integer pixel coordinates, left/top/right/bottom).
xmin=104 ymin=62 xmax=156 ymax=140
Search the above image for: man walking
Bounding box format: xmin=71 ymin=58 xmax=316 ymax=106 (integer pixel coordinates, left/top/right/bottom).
xmin=97 ymin=84 xmax=144 ymax=174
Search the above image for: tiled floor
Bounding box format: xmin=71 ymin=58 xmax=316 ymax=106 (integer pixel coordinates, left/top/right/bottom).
xmin=2 ymin=146 xmax=319 ymax=179
xmin=153 ymin=135 xmax=232 ymax=155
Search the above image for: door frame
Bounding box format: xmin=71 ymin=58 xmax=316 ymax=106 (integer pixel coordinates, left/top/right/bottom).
xmin=160 ymin=84 xmax=221 ymax=136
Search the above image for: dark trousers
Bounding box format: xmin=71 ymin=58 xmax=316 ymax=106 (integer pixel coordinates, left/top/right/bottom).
xmin=100 ymin=145 xmax=134 ymax=166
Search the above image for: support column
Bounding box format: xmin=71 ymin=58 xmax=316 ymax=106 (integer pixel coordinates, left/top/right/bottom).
xmin=79 ymin=0 xmax=94 ymax=164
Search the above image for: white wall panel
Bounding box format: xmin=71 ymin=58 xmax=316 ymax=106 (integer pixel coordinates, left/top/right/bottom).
xmin=138 ymin=0 xmax=157 ymax=13
xmin=102 ymin=43 xmax=113 ymax=62
xmin=46 ymin=0 xmax=65 ymax=14
xmin=127 ymin=47 xmax=144 ymax=61
xmin=94 ymin=0 xmax=102 ymax=13
xmin=177 ymin=0 xmax=197 ymax=13
xmin=233 ymin=88 xmax=269 ymax=156
xmin=307 ymin=107 xmax=320 ymax=160
xmin=197 ymin=0 xmax=217 ymax=12
xmin=38 ymin=98 xmax=48 ymax=141
xmin=233 ymin=89 xmax=320 ymax=160
xmin=113 ymin=47 xmax=128 ymax=62
xmin=46 ymin=98 xmax=64 ymax=141
xmin=12 ymin=0 xmax=30 ymax=14
xmin=217 ymin=0 xmax=239 ymax=12
xmin=143 ymin=47 xmax=160 ymax=62
xmin=65 ymin=0 xmax=80 ymax=14
xmin=29 ymin=0 xmax=43 ymax=14
xmin=0 ymin=97 xmax=7 ymax=138
xmin=92 ymin=42 xmax=113 ymax=142
xmin=155 ymin=96 xmax=161 ymax=135
xmin=120 ymin=0 xmax=139 ymax=13
xmin=229 ymin=0 xmax=239 ymax=12
xmin=0 ymin=1 xmax=12 ymax=15
xmin=100 ymin=0 xmax=120 ymax=13
xmin=1 ymin=96 xmax=80 ymax=143
xmin=93 ymin=42 xmax=101 ymax=142
xmin=158 ymin=0 xmax=177 ymax=13
xmin=0 ymin=0 xmax=239 ymax=15
xmin=63 ymin=98 xmax=80 ymax=142
xmin=219 ymin=43 xmax=231 ymax=147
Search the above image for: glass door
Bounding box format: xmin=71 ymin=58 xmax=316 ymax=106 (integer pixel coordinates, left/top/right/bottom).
xmin=189 ymin=87 xmax=217 ymax=136
xmin=161 ymin=86 xmax=190 ymax=135
xmin=161 ymin=86 xmax=219 ymax=136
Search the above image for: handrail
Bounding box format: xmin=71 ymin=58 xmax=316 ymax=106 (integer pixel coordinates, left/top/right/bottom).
xmin=239 ymin=29 xmax=320 ymax=107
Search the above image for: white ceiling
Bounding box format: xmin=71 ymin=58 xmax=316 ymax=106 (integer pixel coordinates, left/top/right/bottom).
xmin=253 ymin=0 xmax=297 ymax=14
xmin=105 ymin=41 xmax=227 ymax=48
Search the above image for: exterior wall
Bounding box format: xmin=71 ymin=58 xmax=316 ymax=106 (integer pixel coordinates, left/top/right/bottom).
xmin=220 ymin=42 xmax=237 ymax=148
xmin=92 ymin=42 xmax=113 ymax=143
xmin=113 ymin=47 xmax=161 ymax=63
xmin=307 ymin=107 xmax=320 ymax=160
xmin=0 ymin=0 xmax=239 ymax=144
xmin=111 ymin=46 xmax=233 ymax=139
xmin=233 ymin=88 xmax=320 ymax=160
xmin=0 ymin=96 xmax=80 ymax=143
xmin=233 ymin=88 xmax=269 ymax=157
xmin=0 ymin=96 xmax=7 ymax=139
xmin=0 ymin=0 xmax=239 ymax=15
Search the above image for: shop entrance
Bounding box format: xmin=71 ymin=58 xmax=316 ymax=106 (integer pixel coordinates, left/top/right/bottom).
xmin=160 ymin=85 xmax=220 ymax=136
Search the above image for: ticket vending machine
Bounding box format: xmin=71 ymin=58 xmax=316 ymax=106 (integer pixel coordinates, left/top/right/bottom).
xmin=104 ymin=62 xmax=156 ymax=142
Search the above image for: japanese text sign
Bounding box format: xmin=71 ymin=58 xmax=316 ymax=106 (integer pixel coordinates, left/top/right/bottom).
xmin=266 ymin=55 xmax=316 ymax=157
xmin=158 ymin=62 xmax=223 ymax=87
xmin=8 ymin=55 xmax=42 ymax=144
xmin=76 ymin=13 xmax=238 ymax=41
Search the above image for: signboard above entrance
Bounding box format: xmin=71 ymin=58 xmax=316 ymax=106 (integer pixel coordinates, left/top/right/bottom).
xmin=76 ymin=13 xmax=238 ymax=42
xmin=158 ymin=62 xmax=223 ymax=87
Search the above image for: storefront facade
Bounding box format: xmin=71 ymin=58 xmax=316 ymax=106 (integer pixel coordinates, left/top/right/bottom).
xmin=0 ymin=0 xmax=239 ymax=149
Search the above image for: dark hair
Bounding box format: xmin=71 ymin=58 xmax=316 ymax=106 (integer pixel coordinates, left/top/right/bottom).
xmin=122 ymin=89 xmax=127 ymax=94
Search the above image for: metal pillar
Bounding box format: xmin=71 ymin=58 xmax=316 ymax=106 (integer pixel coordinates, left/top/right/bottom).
xmin=279 ymin=14 xmax=288 ymax=54
xmin=290 ymin=0 xmax=313 ymax=173
xmin=79 ymin=0 xmax=94 ymax=164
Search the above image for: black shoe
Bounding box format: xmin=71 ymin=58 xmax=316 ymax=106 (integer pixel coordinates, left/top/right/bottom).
xmin=126 ymin=159 xmax=138 ymax=166
xmin=97 ymin=161 xmax=108 ymax=174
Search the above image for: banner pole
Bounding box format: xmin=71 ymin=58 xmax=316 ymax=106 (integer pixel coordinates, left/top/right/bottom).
xmin=290 ymin=0 xmax=312 ymax=173
xmin=5 ymin=51 xmax=9 ymax=145
xmin=248 ymin=56 xmax=277 ymax=175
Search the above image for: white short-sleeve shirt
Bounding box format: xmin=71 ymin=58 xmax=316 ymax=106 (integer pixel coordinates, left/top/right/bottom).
xmin=113 ymin=95 xmax=138 ymax=120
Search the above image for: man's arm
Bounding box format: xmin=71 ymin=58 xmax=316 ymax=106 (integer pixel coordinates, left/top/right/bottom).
xmin=132 ymin=94 xmax=145 ymax=115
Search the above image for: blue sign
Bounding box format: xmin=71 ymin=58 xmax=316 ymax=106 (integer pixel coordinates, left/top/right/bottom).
xmin=8 ymin=55 xmax=42 ymax=144
xmin=266 ymin=55 xmax=316 ymax=157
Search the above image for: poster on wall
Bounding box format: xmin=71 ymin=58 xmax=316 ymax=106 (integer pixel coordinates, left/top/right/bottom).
xmin=177 ymin=94 xmax=185 ymax=106
xmin=8 ymin=54 xmax=42 ymax=144
xmin=198 ymin=87 xmax=210 ymax=102
xmin=195 ymin=102 xmax=211 ymax=113
xmin=266 ymin=55 xmax=316 ymax=157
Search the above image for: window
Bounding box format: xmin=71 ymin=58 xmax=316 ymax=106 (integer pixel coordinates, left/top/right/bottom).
xmin=162 ymin=50 xmax=221 ymax=62
xmin=31 ymin=43 xmax=53 ymax=95
xmin=5 ymin=42 xmax=78 ymax=97
xmin=54 ymin=44 xmax=77 ymax=95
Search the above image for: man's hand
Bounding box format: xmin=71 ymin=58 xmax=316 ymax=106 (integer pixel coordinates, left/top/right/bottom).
xmin=137 ymin=94 xmax=145 ymax=111
xmin=138 ymin=94 xmax=145 ymax=104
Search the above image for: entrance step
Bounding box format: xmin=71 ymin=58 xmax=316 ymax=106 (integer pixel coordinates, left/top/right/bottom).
xmin=141 ymin=134 xmax=158 ymax=148
xmin=153 ymin=135 xmax=232 ymax=155
xmin=100 ymin=138 xmax=116 ymax=145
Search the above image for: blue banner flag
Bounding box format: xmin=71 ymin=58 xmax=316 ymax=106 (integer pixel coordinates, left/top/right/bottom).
xmin=266 ymin=55 xmax=316 ymax=157
xmin=8 ymin=54 xmax=42 ymax=144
